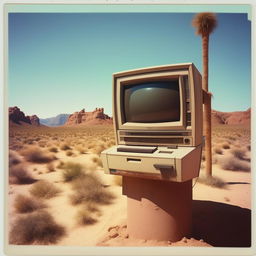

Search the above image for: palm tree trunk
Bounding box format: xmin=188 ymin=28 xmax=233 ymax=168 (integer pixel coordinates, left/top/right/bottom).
xmin=202 ymin=35 xmax=209 ymax=91
xmin=202 ymin=34 xmax=212 ymax=176
xmin=204 ymin=91 xmax=212 ymax=176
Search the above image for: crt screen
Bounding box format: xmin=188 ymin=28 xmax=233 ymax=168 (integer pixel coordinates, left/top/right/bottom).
xmin=123 ymin=80 xmax=180 ymax=123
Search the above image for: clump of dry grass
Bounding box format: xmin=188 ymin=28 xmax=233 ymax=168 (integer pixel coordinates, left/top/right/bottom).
xmin=62 ymin=162 xmax=84 ymax=182
xmin=9 ymin=211 xmax=65 ymax=245
xmin=76 ymin=208 xmax=97 ymax=226
xmin=214 ymin=147 xmax=223 ymax=155
xmin=48 ymin=146 xmax=58 ymax=153
xmin=76 ymin=146 xmax=87 ymax=154
xmin=38 ymin=140 xmax=47 ymax=148
xmin=66 ymin=150 xmax=73 ymax=156
xmin=218 ymin=154 xmax=250 ymax=172
xmin=9 ymin=150 xmax=22 ymax=166
xmin=92 ymin=144 xmax=106 ymax=155
xmin=106 ymin=140 xmax=115 ymax=147
xmin=60 ymin=143 xmax=71 ymax=151
xmin=86 ymin=202 xmax=101 ymax=213
xmin=14 ymin=194 xmax=46 ymax=213
xmin=9 ymin=164 xmax=35 ymax=184
xmin=225 ymin=135 xmax=236 ymax=141
xmin=70 ymin=173 xmax=114 ymax=205
xmin=197 ymin=174 xmax=226 ymax=188
xmin=20 ymin=146 xmax=55 ymax=163
xmin=30 ymin=180 xmax=61 ymax=199
xmin=57 ymin=160 xmax=65 ymax=169
xmin=47 ymin=163 xmax=55 ymax=172
xmin=90 ymin=155 xmax=103 ymax=167
xmin=23 ymin=138 xmax=34 ymax=145
xmin=230 ymin=147 xmax=247 ymax=160
xmin=222 ymin=142 xmax=230 ymax=149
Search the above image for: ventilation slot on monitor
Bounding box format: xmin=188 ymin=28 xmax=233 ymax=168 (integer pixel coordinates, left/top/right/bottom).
xmin=186 ymin=113 xmax=191 ymax=126
xmin=183 ymin=75 xmax=192 ymax=127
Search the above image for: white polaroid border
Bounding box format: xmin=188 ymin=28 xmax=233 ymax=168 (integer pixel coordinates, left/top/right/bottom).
xmin=1 ymin=1 xmax=255 ymax=256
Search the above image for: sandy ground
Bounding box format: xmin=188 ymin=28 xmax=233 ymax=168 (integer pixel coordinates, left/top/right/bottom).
xmin=8 ymin=146 xmax=251 ymax=247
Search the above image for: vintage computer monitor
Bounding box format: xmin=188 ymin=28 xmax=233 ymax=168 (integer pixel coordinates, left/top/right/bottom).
xmin=101 ymin=63 xmax=203 ymax=182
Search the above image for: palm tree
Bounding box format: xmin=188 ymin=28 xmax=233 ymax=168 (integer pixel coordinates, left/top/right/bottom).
xmin=192 ymin=12 xmax=217 ymax=177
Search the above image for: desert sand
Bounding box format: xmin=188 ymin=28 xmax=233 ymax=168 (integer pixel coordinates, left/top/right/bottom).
xmin=8 ymin=124 xmax=251 ymax=247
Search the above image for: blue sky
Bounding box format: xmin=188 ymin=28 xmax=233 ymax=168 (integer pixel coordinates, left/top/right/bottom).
xmin=8 ymin=11 xmax=251 ymax=118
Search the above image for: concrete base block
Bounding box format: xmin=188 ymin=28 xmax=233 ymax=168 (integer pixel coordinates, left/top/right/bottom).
xmin=123 ymin=176 xmax=192 ymax=242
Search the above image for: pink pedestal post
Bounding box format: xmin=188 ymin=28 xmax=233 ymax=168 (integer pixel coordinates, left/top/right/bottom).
xmin=123 ymin=176 xmax=192 ymax=242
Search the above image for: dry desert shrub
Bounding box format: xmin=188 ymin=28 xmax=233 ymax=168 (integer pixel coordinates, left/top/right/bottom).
xmin=66 ymin=150 xmax=74 ymax=156
xmin=230 ymin=147 xmax=247 ymax=160
xmin=218 ymin=153 xmax=250 ymax=172
xmin=9 ymin=164 xmax=35 ymax=184
xmin=9 ymin=150 xmax=22 ymax=166
xmin=89 ymin=154 xmax=103 ymax=168
xmin=225 ymin=135 xmax=236 ymax=141
xmin=106 ymin=139 xmax=116 ymax=147
xmin=87 ymin=140 xmax=97 ymax=150
xmin=62 ymin=162 xmax=84 ymax=182
xmin=14 ymin=194 xmax=46 ymax=213
xmin=76 ymin=208 xmax=97 ymax=226
xmin=48 ymin=146 xmax=58 ymax=153
xmin=86 ymin=202 xmax=101 ymax=213
xmin=23 ymin=138 xmax=34 ymax=145
xmin=57 ymin=160 xmax=65 ymax=169
xmin=20 ymin=146 xmax=55 ymax=163
xmin=213 ymin=147 xmax=223 ymax=155
xmin=38 ymin=140 xmax=47 ymax=148
xmin=222 ymin=142 xmax=230 ymax=149
xmin=92 ymin=144 xmax=106 ymax=155
xmin=9 ymin=210 xmax=65 ymax=245
xmin=30 ymin=180 xmax=61 ymax=199
xmin=47 ymin=163 xmax=55 ymax=172
xmin=60 ymin=143 xmax=71 ymax=151
xmin=70 ymin=173 xmax=114 ymax=205
xmin=197 ymin=174 xmax=226 ymax=188
xmin=75 ymin=145 xmax=87 ymax=154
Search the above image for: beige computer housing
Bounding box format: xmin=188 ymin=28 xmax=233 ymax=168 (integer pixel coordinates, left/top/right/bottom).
xmin=101 ymin=63 xmax=203 ymax=182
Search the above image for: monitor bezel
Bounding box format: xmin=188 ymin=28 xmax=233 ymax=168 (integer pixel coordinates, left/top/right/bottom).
xmin=114 ymin=70 xmax=188 ymax=131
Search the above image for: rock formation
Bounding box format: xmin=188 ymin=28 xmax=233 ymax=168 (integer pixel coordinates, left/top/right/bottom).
xmin=65 ymin=108 xmax=112 ymax=125
xmin=9 ymin=106 xmax=40 ymax=126
xmin=28 ymin=115 xmax=40 ymax=126
xmin=211 ymin=108 xmax=250 ymax=125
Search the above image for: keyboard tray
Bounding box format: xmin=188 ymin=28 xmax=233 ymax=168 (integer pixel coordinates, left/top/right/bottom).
xmin=117 ymin=146 xmax=157 ymax=154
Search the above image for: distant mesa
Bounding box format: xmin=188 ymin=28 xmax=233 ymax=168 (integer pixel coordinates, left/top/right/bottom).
xmin=65 ymin=108 xmax=113 ymax=126
xmin=9 ymin=106 xmax=40 ymax=126
xmin=212 ymin=108 xmax=250 ymax=125
xmin=9 ymin=106 xmax=250 ymax=127
xmin=40 ymin=114 xmax=70 ymax=127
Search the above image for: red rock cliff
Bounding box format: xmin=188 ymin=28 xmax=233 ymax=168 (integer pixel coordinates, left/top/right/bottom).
xmin=211 ymin=108 xmax=250 ymax=125
xmin=9 ymin=106 xmax=40 ymax=126
xmin=65 ymin=108 xmax=112 ymax=125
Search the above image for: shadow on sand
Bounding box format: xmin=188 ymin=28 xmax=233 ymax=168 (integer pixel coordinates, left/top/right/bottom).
xmin=192 ymin=200 xmax=251 ymax=247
